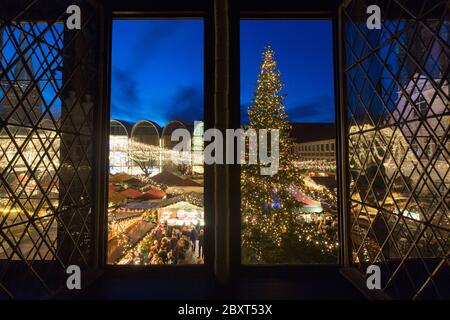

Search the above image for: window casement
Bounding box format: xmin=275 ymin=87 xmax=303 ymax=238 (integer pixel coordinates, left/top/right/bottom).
xmin=341 ymin=0 xmax=450 ymax=300
xmin=0 ymin=0 xmax=103 ymax=299
xmin=0 ymin=0 xmax=449 ymax=301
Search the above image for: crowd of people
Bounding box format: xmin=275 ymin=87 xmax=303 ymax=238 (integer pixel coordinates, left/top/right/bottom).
xmin=138 ymin=223 xmax=205 ymax=265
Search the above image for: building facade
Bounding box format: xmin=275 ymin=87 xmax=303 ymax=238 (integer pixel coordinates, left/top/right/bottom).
xmin=109 ymin=119 xmax=204 ymax=176
xmin=293 ymin=138 xmax=335 ymax=162
xmin=290 ymin=123 xmax=336 ymax=162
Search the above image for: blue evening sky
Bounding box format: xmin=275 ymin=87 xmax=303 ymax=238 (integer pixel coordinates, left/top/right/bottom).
xmin=111 ymin=19 xmax=204 ymax=126
xmin=240 ymin=20 xmax=335 ymax=124
xmin=110 ymin=19 xmax=335 ymax=126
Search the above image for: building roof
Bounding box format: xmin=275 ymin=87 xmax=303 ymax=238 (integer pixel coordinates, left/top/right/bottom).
xmin=290 ymin=123 xmax=336 ymax=143
xmin=151 ymin=171 xmax=201 ymax=187
xmin=111 ymin=119 xmax=134 ymax=136
xmin=132 ymin=119 xmax=162 ymax=135
xmin=140 ymin=188 xmax=166 ymax=200
xmin=120 ymin=188 xmax=143 ymax=199
xmin=110 ymin=173 xmax=134 ymax=183
xmin=108 ymin=119 xmax=204 ymax=137
xmin=154 ymin=192 xmax=203 ymax=208
xmin=291 ymin=189 xmax=321 ymax=207
xmin=109 ymin=190 xmax=127 ymax=204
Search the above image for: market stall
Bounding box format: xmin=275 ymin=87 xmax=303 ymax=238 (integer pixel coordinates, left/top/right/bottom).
xmin=157 ymin=201 xmax=204 ymax=226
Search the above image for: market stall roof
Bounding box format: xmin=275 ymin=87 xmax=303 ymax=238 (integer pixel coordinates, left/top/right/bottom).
xmin=291 ymin=189 xmax=321 ymax=207
xmin=154 ymin=192 xmax=203 ymax=208
xmin=110 ymin=173 xmax=134 ymax=183
xmin=141 ymin=188 xmax=166 ymax=199
xmin=110 ymin=211 xmax=142 ymax=221
xmin=151 ymin=171 xmax=201 ymax=187
xmin=120 ymin=188 xmax=143 ymax=199
xmin=109 ymin=190 xmax=127 ymax=204
xmin=123 ymin=177 xmax=141 ymax=184
xmin=300 ymin=205 xmax=323 ymax=214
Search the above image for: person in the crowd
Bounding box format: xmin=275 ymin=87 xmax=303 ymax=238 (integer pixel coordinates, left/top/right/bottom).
xmin=170 ymin=232 xmax=178 ymax=251
xmin=172 ymin=239 xmax=179 ymax=264
xmin=161 ymin=237 xmax=169 ymax=250
xmin=152 ymin=248 xmax=159 ymax=262
xmin=155 ymin=226 xmax=163 ymax=243
xmin=177 ymin=252 xmax=186 ymax=264
xmin=182 ymin=235 xmax=190 ymax=251
xmin=150 ymin=240 xmax=159 ymax=253
xmin=141 ymin=224 xmax=208 ymax=265
xmin=167 ymin=250 xmax=174 ymax=264
xmin=166 ymin=224 xmax=172 ymax=238
xmin=190 ymin=226 xmax=198 ymax=251
xmin=198 ymin=229 xmax=204 ymax=259
xmin=181 ymin=225 xmax=189 ymax=237
xmin=150 ymin=249 xmax=160 ymax=264
xmin=176 ymin=238 xmax=186 ymax=264
xmin=158 ymin=248 xmax=168 ymax=263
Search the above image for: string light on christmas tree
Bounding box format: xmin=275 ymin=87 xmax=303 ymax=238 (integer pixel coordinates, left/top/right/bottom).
xmin=241 ymin=46 xmax=338 ymax=263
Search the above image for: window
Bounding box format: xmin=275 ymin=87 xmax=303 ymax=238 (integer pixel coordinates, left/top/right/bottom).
xmin=0 ymin=24 xmax=66 ymax=262
xmin=0 ymin=1 xmax=101 ymax=298
xmin=344 ymin=0 xmax=450 ymax=299
xmin=240 ymin=20 xmax=337 ymax=264
xmin=107 ymin=20 xmax=205 ymax=265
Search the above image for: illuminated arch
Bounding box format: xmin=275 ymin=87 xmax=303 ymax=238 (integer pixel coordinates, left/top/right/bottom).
xmin=131 ymin=120 xmax=161 ymax=146
xmin=161 ymin=120 xmax=189 ymax=149
xmin=111 ymin=119 xmax=132 ymax=138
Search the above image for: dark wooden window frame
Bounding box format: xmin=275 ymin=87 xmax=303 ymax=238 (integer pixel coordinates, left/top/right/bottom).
xmin=98 ymin=0 xmax=215 ymax=278
xmin=5 ymin=0 xmax=447 ymax=299
xmin=98 ymin=0 xmax=349 ymax=282
xmin=230 ymin=0 xmax=347 ymax=279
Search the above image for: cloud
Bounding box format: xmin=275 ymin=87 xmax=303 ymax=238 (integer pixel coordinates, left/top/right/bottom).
xmin=113 ymin=67 xmax=141 ymax=106
xmin=163 ymin=86 xmax=204 ymax=123
xmin=111 ymin=67 xmax=152 ymax=122
xmin=110 ymin=83 xmax=203 ymax=125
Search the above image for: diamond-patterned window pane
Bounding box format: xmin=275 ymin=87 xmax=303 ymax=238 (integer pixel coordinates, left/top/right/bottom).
xmin=0 ymin=0 xmax=100 ymax=299
xmin=343 ymin=0 xmax=450 ymax=299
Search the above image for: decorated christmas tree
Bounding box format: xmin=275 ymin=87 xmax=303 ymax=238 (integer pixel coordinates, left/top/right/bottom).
xmin=241 ymin=46 xmax=303 ymax=263
xmin=241 ymin=46 xmax=339 ymax=264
